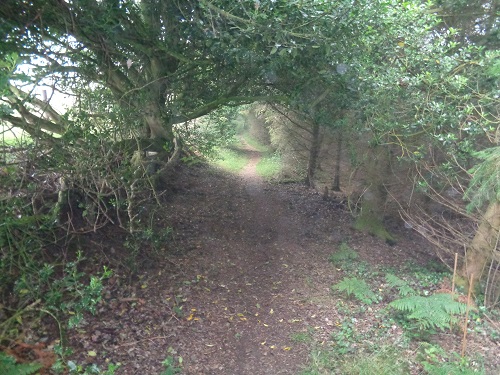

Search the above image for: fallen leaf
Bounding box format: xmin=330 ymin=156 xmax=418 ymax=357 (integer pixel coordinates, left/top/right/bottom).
xmin=88 ymin=351 xmax=97 ymax=357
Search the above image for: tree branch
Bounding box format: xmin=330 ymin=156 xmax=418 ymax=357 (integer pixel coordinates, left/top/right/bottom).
xmin=9 ymin=85 xmax=65 ymax=124
xmin=178 ymin=95 xmax=288 ymax=123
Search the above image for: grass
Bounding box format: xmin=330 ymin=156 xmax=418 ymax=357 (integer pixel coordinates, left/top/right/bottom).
xmin=211 ymin=133 xmax=283 ymax=179
xmin=338 ymin=345 xmax=411 ymax=375
xmin=299 ymin=342 xmax=414 ymax=375
xmin=211 ymin=146 xmax=249 ymax=172
xmin=256 ymin=153 xmax=282 ymax=179
xmin=241 ymin=134 xmax=283 ymax=179
xmin=241 ymin=133 xmax=270 ymax=153
xmin=299 ymin=349 xmax=336 ymax=375
xmin=1 ymin=124 xmax=31 ymax=145
xmin=290 ymin=330 xmax=313 ymax=343
xmin=1 ymin=125 xmax=32 ymax=165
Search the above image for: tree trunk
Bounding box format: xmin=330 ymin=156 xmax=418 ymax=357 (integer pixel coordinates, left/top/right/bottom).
xmin=465 ymin=200 xmax=500 ymax=291
xmin=305 ymin=120 xmax=321 ymax=188
xmin=332 ymin=131 xmax=342 ymax=191
xmin=354 ymin=145 xmax=395 ymax=244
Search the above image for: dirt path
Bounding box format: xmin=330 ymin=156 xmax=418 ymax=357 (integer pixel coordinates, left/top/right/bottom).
xmin=210 ymin=145 xmax=320 ymax=374
xmin=169 ymin=145 xmax=337 ymax=374
xmin=72 ymin=145 xmax=349 ymax=374
xmin=67 ymin=146 xmax=497 ymax=374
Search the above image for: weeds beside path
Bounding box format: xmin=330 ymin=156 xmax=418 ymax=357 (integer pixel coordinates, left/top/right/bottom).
xmin=65 ymin=145 xmax=499 ymax=374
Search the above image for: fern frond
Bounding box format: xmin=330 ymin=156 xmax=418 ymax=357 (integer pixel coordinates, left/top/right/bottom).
xmin=0 ymin=352 xmax=43 ymax=375
xmin=329 ymin=243 xmax=358 ymax=264
xmin=332 ymin=277 xmax=378 ymax=304
xmin=464 ymin=146 xmax=500 ymax=212
xmin=385 ymin=273 xmax=416 ymax=296
xmin=389 ymin=293 xmax=467 ymax=330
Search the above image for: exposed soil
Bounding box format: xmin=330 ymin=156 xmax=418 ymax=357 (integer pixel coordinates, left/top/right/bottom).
xmin=59 ymin=144 xmax=499 ymax=374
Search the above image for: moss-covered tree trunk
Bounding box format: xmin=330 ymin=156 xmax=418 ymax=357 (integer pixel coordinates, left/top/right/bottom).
xmin=354 ymin=145 xmax=395 ymax=244
xmin=465 ymin=200 xmax=500 ymax=292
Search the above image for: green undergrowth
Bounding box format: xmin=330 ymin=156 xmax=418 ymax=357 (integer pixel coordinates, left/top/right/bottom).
xmin=210 ymin=146 xmax=249 ymax=172
xmin=0 ymin=198 xmax=118 ymax=374
xmin=0 ymin=352 xmax=43 ymax=375
xmin=256 ymin=152 xmax=282 ymax=179
xmin=211 ymin=134 xmax=283 ymax=179
xmin=337 ymin=344 xmax=411 ymax=375
xmin=242 ymin=134 xmax=283 ymax=180
xmin=299 ymin=241 xmax=493 ymax=374
xmin=241 ymin=133 xmax=271 ymax=153
xmin=299 ymin=342 xmax=412 ymax=375
xmin=354 ymin=213 xmax=395 ymax=244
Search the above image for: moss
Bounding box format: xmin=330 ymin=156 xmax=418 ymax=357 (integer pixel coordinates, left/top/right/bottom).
xmin=354 ymin=211 xmax=396 ymax=245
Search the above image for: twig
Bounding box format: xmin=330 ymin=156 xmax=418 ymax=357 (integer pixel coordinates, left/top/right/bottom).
xmin=165 ymin=305 xmax=181 ymax=322
xmin=461 ymin=273 xmax=474 ymax=357
xmin=0 ymin=299 xmax=41 ymax=332
xmin=452 ymin=253 xmax=458 ymax=295
xmin=451 ymin=253 xmax=458 ymax=332
xmin=39 ymin=308 xmax=65 ymax=354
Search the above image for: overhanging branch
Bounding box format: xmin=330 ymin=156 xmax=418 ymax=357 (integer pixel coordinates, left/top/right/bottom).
xmin=178 ymin=95 xmax=288 ymax=123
